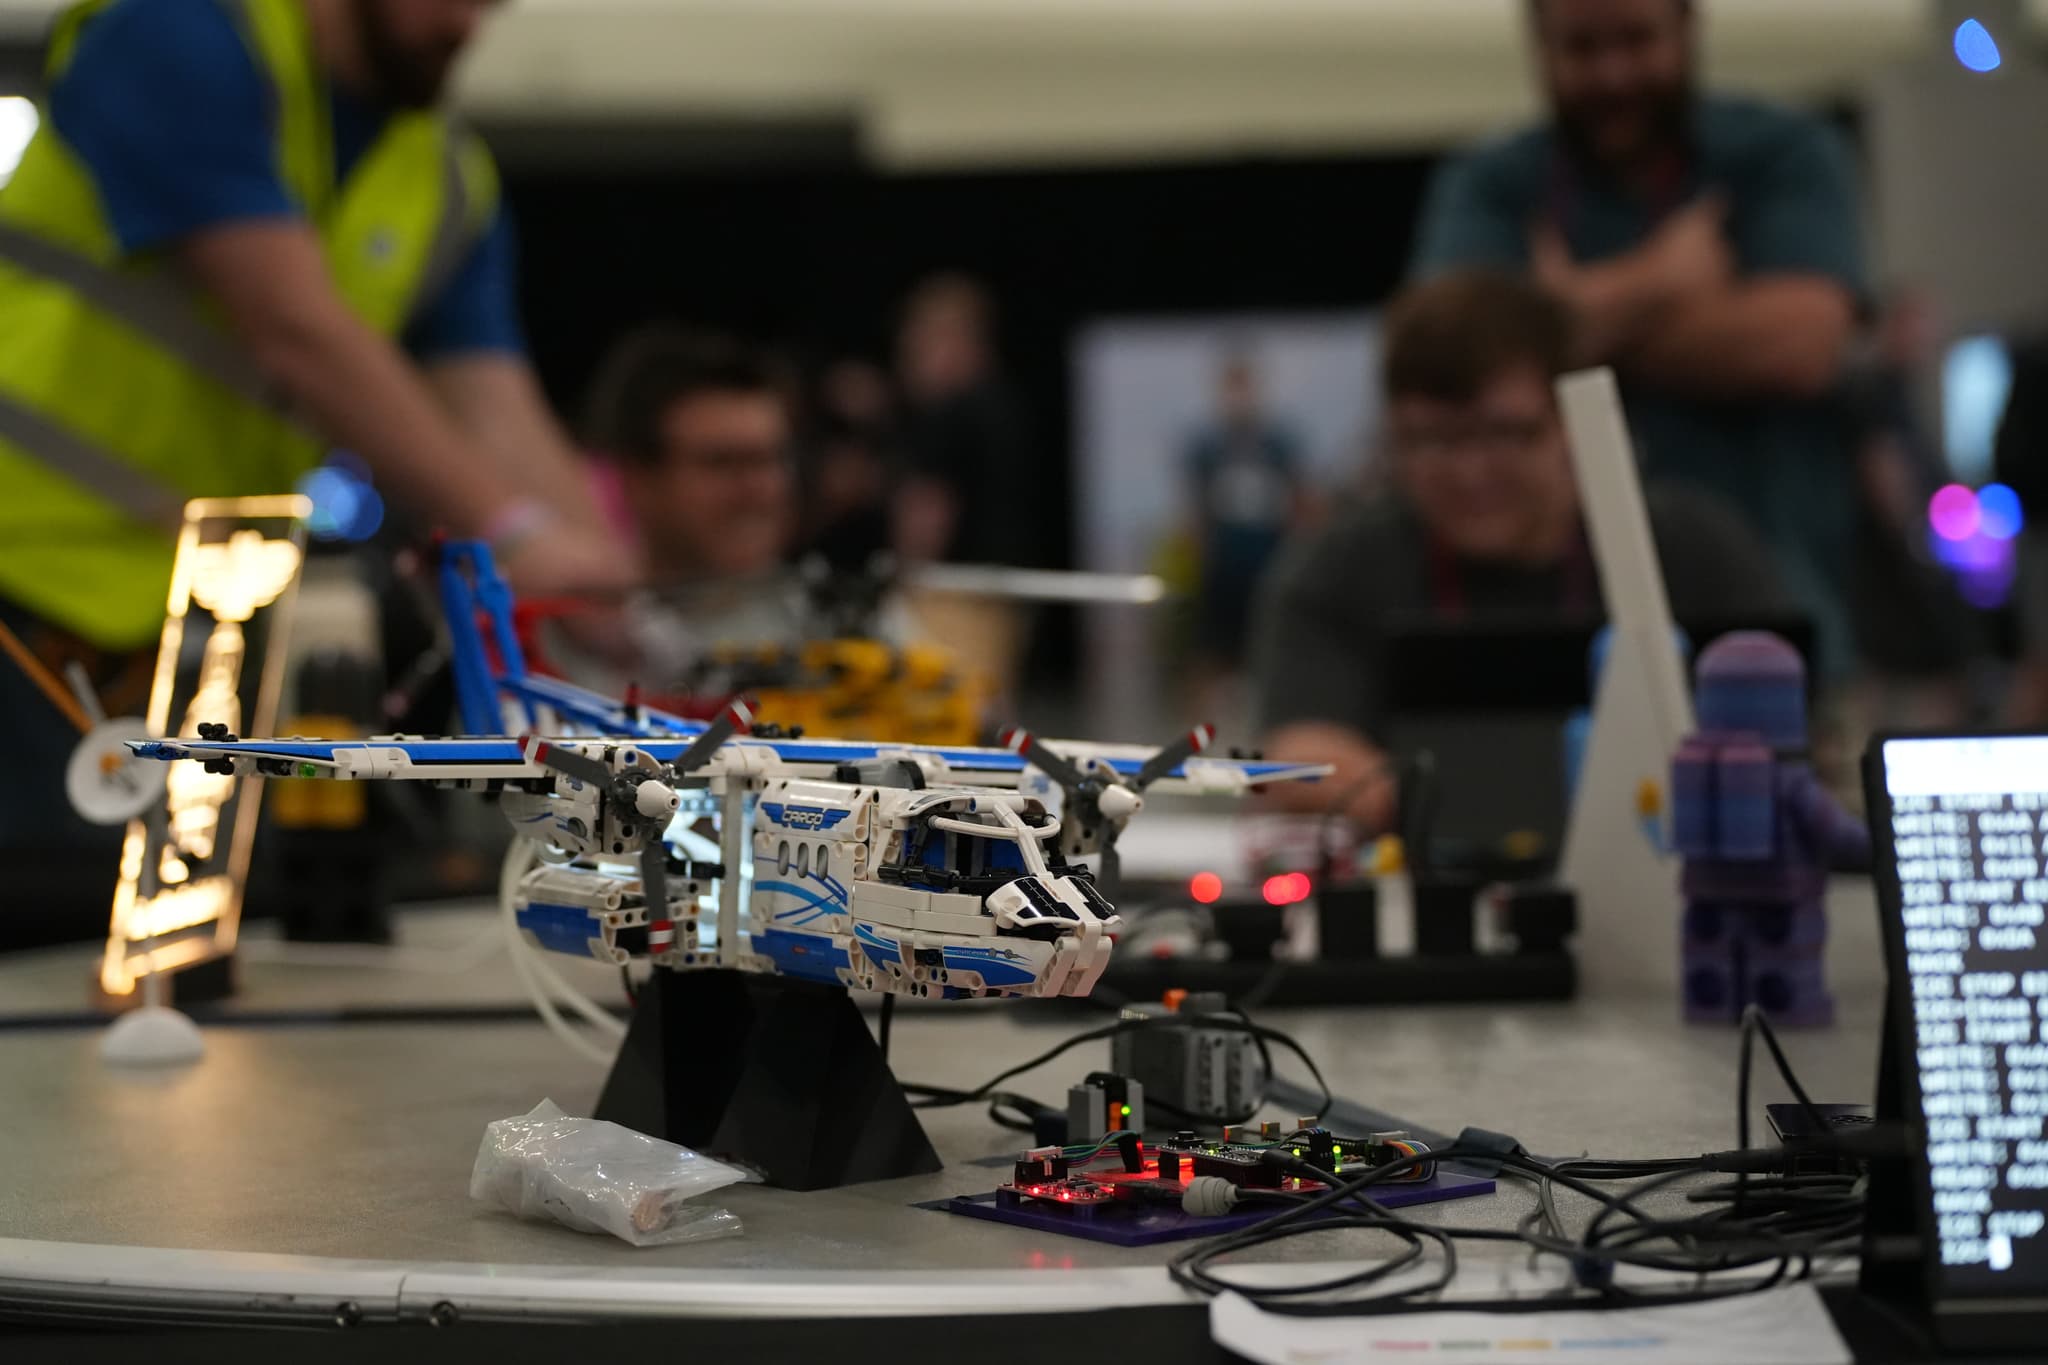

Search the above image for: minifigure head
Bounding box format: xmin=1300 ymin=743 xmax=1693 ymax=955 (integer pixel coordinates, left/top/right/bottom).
xmin=586 ymin=327 xmax=795 ymax=580
xmin=1384 ymin=270 xmax=1581 ymax=566
xmin=1694 ymin=631 xmax=1807 ymax=750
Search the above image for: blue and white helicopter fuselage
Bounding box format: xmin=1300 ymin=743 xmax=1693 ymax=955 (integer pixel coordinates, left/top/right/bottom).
xmin=498 ymin=744 xmax=1121 ymax=998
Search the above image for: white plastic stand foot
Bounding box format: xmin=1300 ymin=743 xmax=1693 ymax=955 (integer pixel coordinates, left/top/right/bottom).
xmin=100 ymin=1005 xmax=205 ymax=1066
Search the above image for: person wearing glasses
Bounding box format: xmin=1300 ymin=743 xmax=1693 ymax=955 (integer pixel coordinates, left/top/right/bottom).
xmin=1249 ymin=270 xmax=1786 ymax=832
xmin=562 ymin=326 xmax=800 ymax=692
xmin=583 ymin=326 xmax=795 ymax=586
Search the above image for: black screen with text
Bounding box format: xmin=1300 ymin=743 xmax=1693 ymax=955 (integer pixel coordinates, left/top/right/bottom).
xmin=1884 ymin=737 xmax=2048 ymax=1297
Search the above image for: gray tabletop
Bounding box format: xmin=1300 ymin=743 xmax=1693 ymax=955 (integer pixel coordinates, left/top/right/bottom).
xmin=0 ymin=891 xmax=1890 ymax=1302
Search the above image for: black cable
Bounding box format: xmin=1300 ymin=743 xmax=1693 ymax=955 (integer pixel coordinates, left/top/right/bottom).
xmin=1181 ymin=1143 xmax=1853 ymax=1316
xmin=1169 ymin=1005 xmax=1865 ymax=1317
xmin=986 ymin=1090 xmax=1053 ymax=1134
xmin=1170 ymin=1141 xmax=1488 ymax=1308
xmin=899 ymin=1082 xmax=1056 ymax=1135
xmin=1233 ymin=958 xmax=1292 ymax=1014
xmin=1735 ymin=1003 xmax=1831 ymax=1214
xmin=902 ymin=1010 xmax=1333 ymax=1125
xmin=878 ymin=992 xmax=895 ymax=1061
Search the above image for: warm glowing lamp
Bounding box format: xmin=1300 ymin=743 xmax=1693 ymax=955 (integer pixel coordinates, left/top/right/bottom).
xmin=99 ymin=497 xmax=309 ymax=1012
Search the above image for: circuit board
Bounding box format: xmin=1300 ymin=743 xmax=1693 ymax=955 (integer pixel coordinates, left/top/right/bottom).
xmin=925 ymin=1128 xmax=1495 ymax=1247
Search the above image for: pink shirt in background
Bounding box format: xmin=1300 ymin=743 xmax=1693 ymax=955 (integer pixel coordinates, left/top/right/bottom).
xmin=584 ymin=453 xmax=644 ymax=556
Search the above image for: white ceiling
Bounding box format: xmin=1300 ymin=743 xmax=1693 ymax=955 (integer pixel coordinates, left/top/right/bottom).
xmin=0 ymin=0 xmax=2035 ymax=168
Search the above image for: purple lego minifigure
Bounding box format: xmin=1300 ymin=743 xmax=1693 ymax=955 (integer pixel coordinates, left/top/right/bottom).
xmin=1670 ymin=632 xmax=1871 ymax=1027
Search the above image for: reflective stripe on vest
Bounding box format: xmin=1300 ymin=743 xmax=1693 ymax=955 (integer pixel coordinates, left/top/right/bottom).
xmin=0 ymin=221 xmax=279 ymax=410
xmin=0 ymin=392 xmax=187 ymax=532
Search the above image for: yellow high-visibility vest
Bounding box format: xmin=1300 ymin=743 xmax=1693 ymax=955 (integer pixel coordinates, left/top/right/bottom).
xmin=0 ymin=0 xmax=499 ymax=647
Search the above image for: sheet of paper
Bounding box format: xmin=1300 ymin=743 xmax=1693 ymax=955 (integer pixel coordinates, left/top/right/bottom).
xmin=1211 ymin=1284 xmax=1852 ymax=1365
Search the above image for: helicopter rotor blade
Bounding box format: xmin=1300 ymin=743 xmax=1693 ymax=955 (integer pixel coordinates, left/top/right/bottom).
xmin=672 ymin=698 xmax=754 ymax=775
xmin=1131 ymin=723 xmax=1216 ymax=792
xmin=1096 ymin=838 xmax=1124 ymax=902
xmin=522 ymin=736 xmax=615 ymax=790
xmin=999 ymin=726 xmax=1091 ymax=792
xmin=639 ymin=836 xmax=671 ymax=922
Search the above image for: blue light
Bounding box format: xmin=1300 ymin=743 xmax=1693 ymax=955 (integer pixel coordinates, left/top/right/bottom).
xmin=296 ymin=462 xmax=385 ymax=542
xmin=1979 ymin=483 xmax=2025 ymax=540
xmin=1955 ymin=19 xmax=2002 ymax=74
xmin=1944 ymin=335 xmax=2013 ymax=484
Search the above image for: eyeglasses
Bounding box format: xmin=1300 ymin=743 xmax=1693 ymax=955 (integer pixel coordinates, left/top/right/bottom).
xmin=1388 ymin=416 xmax=1552 ymax=462
xmin=670 ymin=445 xmax=792 ymax=479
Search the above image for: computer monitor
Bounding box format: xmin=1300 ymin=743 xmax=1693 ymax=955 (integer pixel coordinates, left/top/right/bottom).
xmin=1866 ymin=733 xmax=2048 ymax=1349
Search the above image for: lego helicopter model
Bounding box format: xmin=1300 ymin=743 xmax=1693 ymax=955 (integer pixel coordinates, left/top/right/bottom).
xmin=133 ymin=543 xmax=1329 ymax=1005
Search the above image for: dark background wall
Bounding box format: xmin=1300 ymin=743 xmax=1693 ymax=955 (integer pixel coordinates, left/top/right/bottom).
xmin=506 ymin=152 xmax=1438 ymax=569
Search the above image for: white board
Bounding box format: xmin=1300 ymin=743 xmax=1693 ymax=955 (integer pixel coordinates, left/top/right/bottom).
xmin=1556 ymin=369 xmax=1696 ymax=996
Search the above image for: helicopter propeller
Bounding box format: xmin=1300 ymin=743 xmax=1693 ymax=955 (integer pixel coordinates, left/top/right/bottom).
xmin=521 ymin=698 xmax=754 ymax=917
xmin=998 ymin=723 xmax=1214 ymax=896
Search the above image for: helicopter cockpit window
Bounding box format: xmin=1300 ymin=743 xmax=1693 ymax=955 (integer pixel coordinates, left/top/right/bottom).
xmin=880 ymin=803 xmax=1062 ymax=888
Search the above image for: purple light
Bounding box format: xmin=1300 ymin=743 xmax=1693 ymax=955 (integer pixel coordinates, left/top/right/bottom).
xmin=1930 ymin=484 xmax=1982 ymax=542
xmin=1959 ymin=562 xmax=2017 ymax=609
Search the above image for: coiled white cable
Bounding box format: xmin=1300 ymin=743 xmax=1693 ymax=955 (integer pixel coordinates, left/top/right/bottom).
xmin=499 ymin=839 xmax=627 ymax=1063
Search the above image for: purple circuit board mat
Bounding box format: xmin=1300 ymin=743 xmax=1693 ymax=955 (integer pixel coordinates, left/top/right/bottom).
xmin=920 ymin=1170 xmax=1496 ymax=1247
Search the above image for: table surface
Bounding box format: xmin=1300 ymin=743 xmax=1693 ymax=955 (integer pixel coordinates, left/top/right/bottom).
xmin=0 ymin=886 xmax=1893 ymax=1305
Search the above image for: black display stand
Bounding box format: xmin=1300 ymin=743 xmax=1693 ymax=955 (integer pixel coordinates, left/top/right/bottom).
xmin=1858 ymin=986 xmax=1924 ymax=1313
xmin=594 ymin=968 xmax=942 ymax=1191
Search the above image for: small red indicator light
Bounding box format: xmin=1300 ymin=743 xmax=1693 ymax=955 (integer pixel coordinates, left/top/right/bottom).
xmin=1262 ymin=872 xmax=1312 ymax=906
xmin=1189 ymin=871 xmax=1223 ymax=904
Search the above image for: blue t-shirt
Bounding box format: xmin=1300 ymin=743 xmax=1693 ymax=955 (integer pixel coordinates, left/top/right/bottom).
xmin=47 ymin=0 xmax=522 ymax=359
xmin=1409 ymin=95 xmax=1866 ymax=667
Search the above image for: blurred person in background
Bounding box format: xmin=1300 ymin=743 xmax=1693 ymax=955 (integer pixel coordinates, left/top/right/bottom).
xmin=585 ymin=326 xmax=795 ymax=585
xmin=1182 ymin=353 xmax=1312 ymax=675
xmin=801 ymin=357 xmax=899 ymax=574
xmin=1411 ymin=0 xmax=1863 ymax=671
xmin=0 ymin=0 xmax=626 ymax=913
xmin=573 ymin=325 xmax=798 ymax=689
xmin=1251 ymin=271 xmax=1786 ymax=831
xmin=893 ymin=272 xmax=1038 ymax=566
xmin=1833 ymin=289 xmax=1980 ymax=718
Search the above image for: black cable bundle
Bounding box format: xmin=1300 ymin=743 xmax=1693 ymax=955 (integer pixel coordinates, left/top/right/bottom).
xmin=1167 ymin=1004 xmax=1879 ymax=1315
xmin=905 ymin=994 xmax=1883 ymax=1314
xmin=901 ymin=1009 xmax=1333 ymax=1134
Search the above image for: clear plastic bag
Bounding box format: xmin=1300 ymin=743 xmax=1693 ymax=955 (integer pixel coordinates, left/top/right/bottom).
xmin=470 ymin=1099 xmax=750 ymax=1247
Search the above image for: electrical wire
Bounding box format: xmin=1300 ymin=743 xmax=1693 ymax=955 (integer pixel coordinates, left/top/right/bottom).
xmin=1167 ymin=1003 xmax=1876 ymax=1316
xmin=899 ymin=1082 xmax=1057 ymax=1134
xmin=902 ymin=1010 xmax=1332 ymax=1125
xmin=498 ymin=839 xmax=627 ymax=1064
